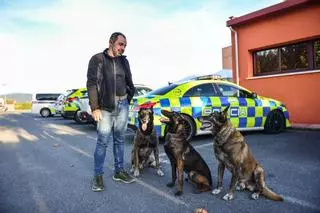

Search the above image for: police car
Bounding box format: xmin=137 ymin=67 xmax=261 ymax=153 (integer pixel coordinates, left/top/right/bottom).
xmin=128 ymin=78 xmax=290 ymax=141
xmin=61 ymin=88 xmax=87 ymax=122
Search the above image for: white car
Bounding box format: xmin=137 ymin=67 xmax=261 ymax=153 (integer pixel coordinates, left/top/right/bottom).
xmin=31 ymin=93 xmax=61 ymax=117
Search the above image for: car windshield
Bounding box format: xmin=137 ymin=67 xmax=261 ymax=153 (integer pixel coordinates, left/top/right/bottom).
xmin=65 ymin=89 xmax=78 ymax=97
xmin=81 ymin=90 xmax=88 ymax=97
xmin=135 ymin=87 xmax=152 ymax=96
xmin=147 ymin=84 xmax=178 ymax=96
xmin=57 ymin=94 xmax=65 ymax=101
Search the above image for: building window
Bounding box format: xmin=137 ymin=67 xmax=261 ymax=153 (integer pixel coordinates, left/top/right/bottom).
xmin=281 ymin=42 xmax=308 ymax=71
xmin=254 ymin=39 xmax=320 ymax=76
xmin=255 ymin=48 xmax=279 ymax=74
xmin=315 ymin=40 xmax=320 ymax=69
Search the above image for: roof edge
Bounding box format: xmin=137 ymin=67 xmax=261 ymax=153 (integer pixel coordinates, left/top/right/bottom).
xmin=226 ymin=0 xmax=312 ymax=27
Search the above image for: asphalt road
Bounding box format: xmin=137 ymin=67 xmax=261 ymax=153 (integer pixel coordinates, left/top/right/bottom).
xmin=1 ymin=112 xmax=320 ymax=213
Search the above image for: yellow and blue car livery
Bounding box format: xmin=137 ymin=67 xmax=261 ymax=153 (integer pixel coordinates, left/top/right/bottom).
xmin=128 ymin=79 xmax=290 ymax=139
xmin=49 ymin=106 xmax=56 ymax=115
xmin=62 ymin=88 xmax=87 ymax=119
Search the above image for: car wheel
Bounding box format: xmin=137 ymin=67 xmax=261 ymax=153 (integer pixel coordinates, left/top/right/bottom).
xmin=264 ymin=110 xmax=285 ymax=134
xmin=40 ymin=108 xmax=51 ymax=118
xmin=74 ymin=110 xmax=88 ymax=124
xmin=181 ymin=114 xmax=196 ymax=142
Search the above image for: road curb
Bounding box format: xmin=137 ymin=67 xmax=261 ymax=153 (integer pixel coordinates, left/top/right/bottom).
xmin=290 ymin=123 xmax=320 ymax=131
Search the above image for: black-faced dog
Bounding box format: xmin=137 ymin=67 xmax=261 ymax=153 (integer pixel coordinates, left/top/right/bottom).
xmin=160 ymin=110 xmax=212 ymax=196
xmin=130 ymin=103 xmax=164 ymax=177
xmin=198 ymin=106 xmax=283 ymax=201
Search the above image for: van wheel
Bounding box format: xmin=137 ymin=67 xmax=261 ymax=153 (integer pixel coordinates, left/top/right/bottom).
xmin=40 ymin=108 xmax=51 ymax=117
xmin=181 ymin=114 xmax=196 ymax=142
xmin=264 ymin=110 xmax=285 ymax=134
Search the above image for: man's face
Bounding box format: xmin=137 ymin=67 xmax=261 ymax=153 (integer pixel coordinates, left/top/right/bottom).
xmin=110 ymin=35 xmax=127 ymax=57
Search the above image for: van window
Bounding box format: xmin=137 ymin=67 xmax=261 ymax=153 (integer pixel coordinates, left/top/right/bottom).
xmin=35 ymin=93 xmax=61 ymax=101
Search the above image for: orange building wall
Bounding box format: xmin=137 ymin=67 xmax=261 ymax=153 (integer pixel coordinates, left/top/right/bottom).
xmin=231 ymin=3 xmax=320 ymax=124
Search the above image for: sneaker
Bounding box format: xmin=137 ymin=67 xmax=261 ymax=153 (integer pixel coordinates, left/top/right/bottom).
xmin=92 ymin=175 xmax=104 ymax=192
xmin=113 ymin=170 xmax=136 ymax=183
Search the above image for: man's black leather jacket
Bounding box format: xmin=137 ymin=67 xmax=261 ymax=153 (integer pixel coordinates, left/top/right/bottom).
xmin=86 ymin=49 xmax=135 ymax=112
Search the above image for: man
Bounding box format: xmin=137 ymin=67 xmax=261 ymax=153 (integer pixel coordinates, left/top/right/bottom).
xmin=87 ymin=32 xmax=136 ymax=192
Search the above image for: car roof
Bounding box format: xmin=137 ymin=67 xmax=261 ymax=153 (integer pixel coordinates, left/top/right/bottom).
xmin=169 ymin=79 xmax=252 ymax=95
xmin=178 ymin=79 xmax=244 ymax=88
xmin=134 ymin=84 xmax=152 ymax=90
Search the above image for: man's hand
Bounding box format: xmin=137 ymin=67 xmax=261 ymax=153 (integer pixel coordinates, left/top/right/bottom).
xmin=92 ymin=109 xmax=102 ymax=122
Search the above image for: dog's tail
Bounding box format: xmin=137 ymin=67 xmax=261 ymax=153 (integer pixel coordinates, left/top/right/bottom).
xmin=188 ymin=171 xmax=212 ymax=192
xmin=255 ymin=165 xmax=283 ymax=201
xmin=262 ymin=186 xmax=284 ymax=201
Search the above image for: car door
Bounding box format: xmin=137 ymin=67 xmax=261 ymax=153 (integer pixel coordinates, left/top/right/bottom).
xmin=214 ymin=83 xmax=257 ymax=128
xmin=182 ymin=83 xmax=219 ymax=120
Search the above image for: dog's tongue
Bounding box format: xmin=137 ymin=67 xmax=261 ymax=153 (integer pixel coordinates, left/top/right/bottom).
xmin=142 ymin=123 xmax=147 ymax=131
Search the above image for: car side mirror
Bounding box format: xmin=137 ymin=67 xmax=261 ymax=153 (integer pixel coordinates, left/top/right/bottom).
xmin=252 ymin=92 xmax=257 ymax=98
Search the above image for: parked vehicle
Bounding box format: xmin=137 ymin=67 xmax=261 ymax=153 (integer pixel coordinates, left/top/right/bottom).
xmin=61 ymin=88 xmax=87 ymax=121
xmin=0 ymin=98 xmax=8 ymax=112
xmin=53 ymin=89 xmax=77 ymax=115
xmin=128 ymin=78 xmax=290 ymax=141
xmin=133 ymin=84 xmax=153 ymax=96
xmin=31 ymin=93 xmax=61 ymax=117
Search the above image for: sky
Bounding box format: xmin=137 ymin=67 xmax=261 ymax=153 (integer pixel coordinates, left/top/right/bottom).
xmin=0 ymin=0 xmax=282 ymax=94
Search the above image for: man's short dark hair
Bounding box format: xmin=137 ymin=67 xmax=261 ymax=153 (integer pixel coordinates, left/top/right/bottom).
xmin=109 ymin=32 xmax=126 ymax=44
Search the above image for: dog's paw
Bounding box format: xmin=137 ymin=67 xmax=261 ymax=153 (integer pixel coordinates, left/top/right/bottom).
xmin=167 ymin=182 xmax=175 ymax=188
xmin=156 ymin=169 xmax=164 ymax=176
xmin=222 ymin=193 xmax=235 ymax=201
xmin=133 ymin=169 xmax=140 ymax=177
xmin=175 ymin=191 xmax=183 ymax=196
xmin=211 ymin=187 xmax=222 ymax=195
xmin=150 ymin=161 xmax=156 ymax=167
xmin=236 ymin=183 xmax=245 ymax=191
xmin=247 ymin=185 xmax=255 ymax=192
xmin=251 ymin=192 xmax=260 ymax=200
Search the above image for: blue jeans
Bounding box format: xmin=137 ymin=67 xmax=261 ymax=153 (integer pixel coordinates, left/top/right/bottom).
xmin=94 ymin=99 xmax=129 ymax=175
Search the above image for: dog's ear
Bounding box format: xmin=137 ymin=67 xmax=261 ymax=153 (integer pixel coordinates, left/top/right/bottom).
xmin=161 ymin=109 xmax=173 ymax=117
xmin=222 ymin=105 xmax=230 ymax=116
xmin=173 ymin=111 xmax=184 ymax=119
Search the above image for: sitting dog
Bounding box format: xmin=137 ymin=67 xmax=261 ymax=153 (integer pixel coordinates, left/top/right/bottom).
xmin=160 ymin=110 xmax=212 ymax=196
xmin=130 ymin=102 xmax=164 ymax=177
xmin=198 ymin=106 xmax=283 ymax=201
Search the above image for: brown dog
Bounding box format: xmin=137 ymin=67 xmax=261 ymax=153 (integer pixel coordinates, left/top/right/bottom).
xmin=161 ymin=110 xmax=212 ymax=196
xmin=130 ymin=103 xmax=164 ymax=177
xmin=198 ymin=106 xmax=283 ymax=201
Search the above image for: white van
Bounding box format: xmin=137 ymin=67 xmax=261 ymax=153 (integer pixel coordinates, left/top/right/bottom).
xmin=31 ymin=93 xmax=61 ymax=117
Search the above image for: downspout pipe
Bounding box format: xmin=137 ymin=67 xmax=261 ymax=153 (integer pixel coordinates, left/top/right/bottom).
xmin=229 ymin=26 xmax=239 ymax=85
